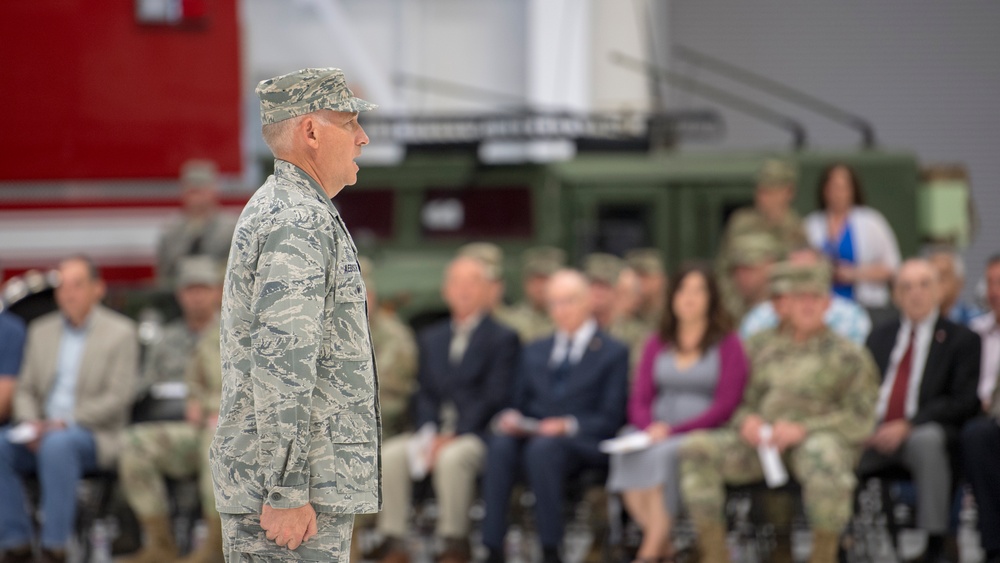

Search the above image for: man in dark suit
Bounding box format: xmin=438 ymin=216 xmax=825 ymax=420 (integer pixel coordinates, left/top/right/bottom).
xmin=860 ymin=259 xmax=981 ymax=563
xmin=482 ymin=269 xmax=629 ymax=563
xmin=376 ymin=254 xmax=520 ymax=563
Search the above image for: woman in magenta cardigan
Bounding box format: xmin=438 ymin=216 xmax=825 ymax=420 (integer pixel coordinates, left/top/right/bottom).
xmin=607 ymin=264 xmax=749 ymax=563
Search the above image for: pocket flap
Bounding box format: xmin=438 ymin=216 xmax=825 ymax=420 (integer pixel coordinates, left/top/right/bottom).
xmin=330 ymin=411 xmax=376 ymax=444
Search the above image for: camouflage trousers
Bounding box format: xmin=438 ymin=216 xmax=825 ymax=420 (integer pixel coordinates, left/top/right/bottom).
xmin=119 ymin=422 xmax=216 ymax=518
xmin=221 ymin=512 xmax=354 ymax=562
xmin=679 ymin=429 xmax=858 ymax=533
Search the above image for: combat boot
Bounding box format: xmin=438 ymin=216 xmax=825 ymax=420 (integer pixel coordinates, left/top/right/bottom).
xmin=174 ymin=515 xmax=224 ymax=563
xmin=807 ymin=530 xmax=840 ymax=563
xmin=692 ymin=520 xmax=730 ymax=563
xmin=120 ymin=515 xmax=178 ymax=563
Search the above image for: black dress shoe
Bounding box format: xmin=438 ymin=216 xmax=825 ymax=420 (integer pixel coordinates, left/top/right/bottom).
xmin=0 ymin=546 xmax=33 ymax=563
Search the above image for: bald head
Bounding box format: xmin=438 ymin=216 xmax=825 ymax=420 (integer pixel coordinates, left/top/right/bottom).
xmin=894 ymin=258 xmax=941 ymax=323
xmin=547 ymin=269 xmax=593 ymax=334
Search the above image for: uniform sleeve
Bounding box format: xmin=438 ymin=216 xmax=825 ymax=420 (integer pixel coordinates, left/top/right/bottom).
xmin=800 ymin=347 xmax=879 ymax=445
xmin=250 ymin=214 xmax=328 ymax=509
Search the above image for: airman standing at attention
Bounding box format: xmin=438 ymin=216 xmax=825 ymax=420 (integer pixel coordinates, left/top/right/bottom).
xmin=211 ymin=67 xmax=381 ymax=562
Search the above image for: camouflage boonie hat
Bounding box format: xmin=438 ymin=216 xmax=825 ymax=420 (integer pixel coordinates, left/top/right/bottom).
xmin=357 ymin=256 xmax=375 ymax=291
xmin=522 ymin=246 xmax=566 ymax=278
xmin=256 ymin=68 xmax=378 ymax=126
xmin=625 ymin=248 xmax=665 ymax=276
xmin=583 ymin=253 xmax=624 ymax=286
xmin=176 ymin=256 xmax=223 ymax=287
xmin=785 ymin=263 xmax=832 ymax=295
xmin=180 ymin=159 xmax=218 ymax=187
xmin=729 ymin=233 xmax=782 ymax=267
xmin=757 ymin=158 xmax=797 ymax=188
xmin=458 ymin=242 xmax=504 ymax=281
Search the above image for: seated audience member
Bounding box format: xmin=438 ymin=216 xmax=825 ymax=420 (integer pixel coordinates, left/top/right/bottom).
xmin=927 ymin=247 xmax=983 ymax=326
xmin=482 ymin=270 xmax=629 ymax=563
xmin=970 ymin=255 xmax=1000 ymax=409
xmin=859 ymin=259 xmax=980 ymax=563
xmin=584 ymin=253 xmax=646 ymax=371
xmin=964 ymin=255 xmax=1000 ymax=563
xmin=804 ymin=163 xmax=901 ymax=310
xmin=136 ymin=256 xmax=222 ymax=400
xmin=722 ymin=233 xmax=781 ymax=324
xmin=0 ymin=256 xmax=138 ymax=563
xmin=494 ymin=246 xmax=566 ymax=343
xmin=608 ymin=264 xmax=748 ymax=562
xmin=715 ymin=159 xmax=808 ymax=324
xmin=118 ymin=257 xmax=224 ymax=563
xmin=0 ymin=308 xmax=26 ymax=424
xmin=625 ymin=248 xmax=668 ymax=333
xmin=376 ymin=255 xmax=520 ymax=563
xmin=156 ymin=159 xmax=237 ymax=290
xmin=680 ymin=264 xmax=879 ymax=563
xmin=741 ymin=247 xmax=872 ymax=344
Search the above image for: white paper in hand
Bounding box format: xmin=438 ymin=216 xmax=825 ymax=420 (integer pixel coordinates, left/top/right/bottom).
xmin=599 ymin=432 xmax=652 ymax=455
xmin=6 ymin=422 xmax=39 ymax=445
xmin=757 ymin=424 xmax=789 ymax=488
xmin=407 ymin=423 xmax=437 ymax=480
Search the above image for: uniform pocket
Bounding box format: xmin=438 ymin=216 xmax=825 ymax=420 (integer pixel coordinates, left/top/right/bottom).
xmin=330 ymin=412 xmax=377 ymax=495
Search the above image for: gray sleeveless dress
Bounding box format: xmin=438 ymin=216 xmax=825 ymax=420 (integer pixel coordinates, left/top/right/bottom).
xmin=607 ymin=346 xmax=721 ymax=517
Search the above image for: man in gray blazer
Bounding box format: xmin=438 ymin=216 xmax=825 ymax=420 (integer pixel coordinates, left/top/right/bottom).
xmin=0 ymin=256 xmax=138 ymax=563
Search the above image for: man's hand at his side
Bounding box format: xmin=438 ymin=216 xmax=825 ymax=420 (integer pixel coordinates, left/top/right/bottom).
xmin=261 ymin=503 xmax=318 ymax=550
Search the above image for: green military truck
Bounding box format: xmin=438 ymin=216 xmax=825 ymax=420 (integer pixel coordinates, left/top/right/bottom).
xmin=330 ymin=148 xmax=965 ymax=324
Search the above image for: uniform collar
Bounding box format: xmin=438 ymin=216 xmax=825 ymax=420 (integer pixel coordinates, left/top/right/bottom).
xmin=273 ymin=159 xmax=341 ymax=217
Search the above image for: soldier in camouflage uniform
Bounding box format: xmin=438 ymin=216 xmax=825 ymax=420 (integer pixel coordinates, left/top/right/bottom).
xmin=494 ymin=246 xmax=566 ymax=343
xmin=716 ymin=159 xmax=807 ymax=323
xmin=210 ymin=68 xmax=381 ymax=562
xmin=457 ymin=242 xmax=506 ymax=312
xmin=157 ymin=160 xmax=238 ymax=290
xmin=584 ymin=253 xmax=651 ymax=375
xmin=624 ymin=248 xmax=667 ymax=332
xmin=719 ymin=232 xmax=783 ymax=324
xmin=679 ymin=264 xmax=879 ymax=563
xmin=120 ymin=257 xmax=224 ymax=563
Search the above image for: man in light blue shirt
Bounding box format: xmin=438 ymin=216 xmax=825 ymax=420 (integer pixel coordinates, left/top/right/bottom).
xmin=0 ymin=257 xmax=138 ymax=563
xmin=0 ymin=309 xmax=27 ymax=424
xmin=741 ymin=248 xmax=872 ymax=345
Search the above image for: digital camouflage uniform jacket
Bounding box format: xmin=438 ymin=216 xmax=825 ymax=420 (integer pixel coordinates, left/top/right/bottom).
xmin=211 ymin=159 xmax=381 ymax=515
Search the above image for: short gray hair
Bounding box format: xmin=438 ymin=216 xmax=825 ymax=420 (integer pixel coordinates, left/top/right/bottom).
xmin=261 ymin=112 xmax=333 ymax=157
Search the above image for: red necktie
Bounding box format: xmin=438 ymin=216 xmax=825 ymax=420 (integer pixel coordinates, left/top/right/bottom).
xmin=885 ymin=329 xmax=916 ymax=422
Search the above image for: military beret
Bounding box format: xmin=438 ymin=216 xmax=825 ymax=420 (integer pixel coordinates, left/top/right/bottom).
xmin=457 ymin=242 xmax=504 ymax=281
xmin=256 ymin=68 xmax=377 ymax=126
xmin=522 ymin=246 xmax=566 ymax=278
xmin=583 ymin=253 xmax=624 ymax=285
xmin=729 ymin=233 xmax=783 ymax=267
xmin=625 ymin=248 xmax=665 ymax=276
xmin=179 ymin=159 xmax=218 ymax=187
xmin=757 ymin=158 xmax=798 ymax=188
xmin=176 ymin=256 xmax=223 ymax=287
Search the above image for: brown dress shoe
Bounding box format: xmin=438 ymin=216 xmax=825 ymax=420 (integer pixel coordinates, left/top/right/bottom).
xmin=38 ymin=549 xmax=66 ymax=563
xmin=379 ymin=548 xmax=411 ymax=563
xmin=0 ymin=546 xmax=33 ymax=563
xmin=438 ymin=538 xmax=471 ymax=563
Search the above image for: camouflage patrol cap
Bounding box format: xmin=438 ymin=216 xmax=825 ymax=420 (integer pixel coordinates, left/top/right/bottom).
xmin=256 ymin=68 xmax=378 ymax=126
xmin=785 ymin=262 xmax=832 ymax=295
xmin=180 ymin=159 xmax=218 ymax=187
xmin=522 ymin=246 xmax=566 ymax=278
xmin=457 ymin=242 xmax=503 ymax=281
xmin=357 ymin=256 xmax=375 ymax=291
xmin=583 ymin=253 xmax=624 ymax=285
xmin=729 ymin=233 xmax=782 ymax=267
xmin=768 ymin=262 xmax=794 ymax=296
xmin=176 ymin=256 xmax=223 ymax=287
xmin=757 ymin=158 xmax=797 ymax=188
xmin=625 ymin=248 xmax=665 ymax=276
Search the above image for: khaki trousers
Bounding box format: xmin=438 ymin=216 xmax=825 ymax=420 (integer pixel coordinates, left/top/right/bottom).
xmin=376 ymin=433 xmax=485 ymax=539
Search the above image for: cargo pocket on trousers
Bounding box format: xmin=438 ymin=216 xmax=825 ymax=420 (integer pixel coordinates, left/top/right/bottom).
xmin=229 ymin=513 xmax=340 ymax=561
xmin=331 ymin=411 xmax=377 ymax=495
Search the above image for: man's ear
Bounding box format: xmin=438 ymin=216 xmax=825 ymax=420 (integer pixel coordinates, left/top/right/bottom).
xmin=301 ymin=115 xmax=321 ymax=149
